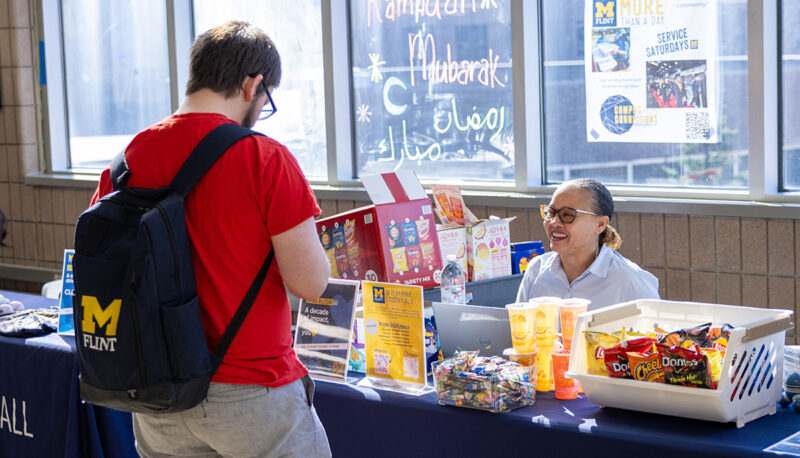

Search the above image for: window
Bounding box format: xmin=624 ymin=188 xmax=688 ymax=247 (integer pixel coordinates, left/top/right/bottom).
xmin=541 ymin=0 xmax=748 ymax=188
xmin=782 ymin=0 xmax=800 ymax=190
xmin=193 ymin=0 xmax=328 ymax=179
xmin=35 ymin=2 xmax=796 ymax=204
xmin=55 ymin=0 xmax=171 ymax=170
xmin=348 ymin=0 xmax=515 ymax=183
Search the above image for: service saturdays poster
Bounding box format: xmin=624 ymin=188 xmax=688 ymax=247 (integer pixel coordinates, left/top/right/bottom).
xmin=362 ymin=281 xmax=426 ymax=387
xmin=585 ymin=0 xmax=718 ymax=143
xmin=294 ymin=279 xmax=360 ymax=381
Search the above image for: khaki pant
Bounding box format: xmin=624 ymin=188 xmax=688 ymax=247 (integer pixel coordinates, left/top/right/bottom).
xmin=133 ymin=375 xmax=331 ymax=458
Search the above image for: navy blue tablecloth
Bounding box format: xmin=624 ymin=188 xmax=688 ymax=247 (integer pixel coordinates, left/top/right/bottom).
xmin=3 ymin=290 xmax=799 ymax=457
xmin=0 ymin=291 xmax=136 ymax=458
xmin=315 ymin=377 xmax=800 ymax=457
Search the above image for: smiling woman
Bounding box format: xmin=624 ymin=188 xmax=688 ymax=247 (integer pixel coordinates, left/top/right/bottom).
xmin=515 ymin=179 xmax=660 ymax=311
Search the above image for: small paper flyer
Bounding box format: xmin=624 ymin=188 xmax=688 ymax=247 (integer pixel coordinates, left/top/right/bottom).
xmin=58 ymin=249 xmax=75 ymax=334
xmin=293 ymin=279 xmax=360 ymax=382
xmin=359 ymin=281 xmax=431 ymax=395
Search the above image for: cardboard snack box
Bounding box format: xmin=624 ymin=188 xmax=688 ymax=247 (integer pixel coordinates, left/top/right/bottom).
xmin=316 ymin=171 xmax=443 ymax=288
xmin=466 ymin=216 xmax=515 ymax=281
xmin=436 ymin=225 xmax=468 ymax=274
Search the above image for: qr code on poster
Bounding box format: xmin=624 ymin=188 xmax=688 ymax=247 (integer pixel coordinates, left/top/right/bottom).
xmin=374 ymin=353 xmax=390 ymax=375
xmin=404 ymin=356 xmax=419 ymax=379
xmin=685 ymin=112 xmax=712 ymax=140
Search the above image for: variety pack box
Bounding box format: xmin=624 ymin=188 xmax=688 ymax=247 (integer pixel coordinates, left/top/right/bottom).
xmin=316 ymin=171 xmax=443 ymax=288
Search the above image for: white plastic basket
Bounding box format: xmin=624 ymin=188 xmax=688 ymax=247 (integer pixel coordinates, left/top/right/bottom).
xmin=566 ymin=299 xmax=794 ymax=428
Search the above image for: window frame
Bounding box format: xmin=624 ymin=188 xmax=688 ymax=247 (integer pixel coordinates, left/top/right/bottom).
xmin=31 ymin=0 xmax=800 ymax=209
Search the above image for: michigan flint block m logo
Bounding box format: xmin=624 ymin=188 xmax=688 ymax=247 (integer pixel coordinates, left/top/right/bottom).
xmin=593 ymin=1 xmax=616 ymax=27
xmin=373 ymin=286 xmax=385 ymax=304
xmin=81 ymin=296 xmax=121 ymax=352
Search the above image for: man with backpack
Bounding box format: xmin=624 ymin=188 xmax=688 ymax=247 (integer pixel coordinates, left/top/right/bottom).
xmin=85 ymin=21 xmax=331 ymax=457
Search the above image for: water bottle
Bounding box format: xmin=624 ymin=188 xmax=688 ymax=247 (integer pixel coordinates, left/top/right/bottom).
xmin=440 ymin=254 xmax=466 ymax=304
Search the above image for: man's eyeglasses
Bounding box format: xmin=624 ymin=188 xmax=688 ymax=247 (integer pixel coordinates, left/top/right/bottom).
xmin=539 ymin=205 xmax=600 ymax=224
xmin=258 ymin=80 xmax=277 ymax=121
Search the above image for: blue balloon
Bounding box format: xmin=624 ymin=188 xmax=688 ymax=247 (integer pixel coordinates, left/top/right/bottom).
xmin=786 ymin=372 xmax=800 ymax=388
xmin=792 ymin=396 xmax=800 ymax=413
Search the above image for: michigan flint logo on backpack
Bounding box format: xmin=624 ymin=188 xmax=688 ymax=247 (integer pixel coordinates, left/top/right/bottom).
xmin=72 ymin=123 xmax=272 ymax=413
xmin=80 ymin=296 xmax=121 ymax=352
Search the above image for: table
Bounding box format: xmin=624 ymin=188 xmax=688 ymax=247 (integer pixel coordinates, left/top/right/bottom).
xmin=3 ymin=289 xmax=799 ymax=457
xmin=0 ymin=291 xmax=136 ymax=458
xmin=315 ymin=376 xmax=800 ymax=457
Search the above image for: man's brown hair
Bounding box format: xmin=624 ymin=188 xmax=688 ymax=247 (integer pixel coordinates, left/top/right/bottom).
xmin=186 ymin=21 xmax=281 ymax=98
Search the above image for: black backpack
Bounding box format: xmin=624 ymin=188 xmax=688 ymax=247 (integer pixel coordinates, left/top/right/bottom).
xmin=73 ymin=123 xmax=272 ymax=413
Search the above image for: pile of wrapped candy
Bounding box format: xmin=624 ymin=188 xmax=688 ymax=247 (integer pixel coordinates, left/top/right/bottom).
xmin=432 ymin=350 xmax=536 ymax=412
xmin=584 ymin=323 xmax=733 ymax=390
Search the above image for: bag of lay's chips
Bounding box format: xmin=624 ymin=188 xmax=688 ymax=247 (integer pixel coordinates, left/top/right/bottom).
xmin=701 ymin=348 xmax=722 ymax=390
xmin=584 ymin=331 xmax=622 ymax=375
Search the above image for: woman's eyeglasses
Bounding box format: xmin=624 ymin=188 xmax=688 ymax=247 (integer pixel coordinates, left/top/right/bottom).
xmin=539 ymin=205 xmax=600 ymax=224
xmin=258 ymin=80 xmax=277 ymax=121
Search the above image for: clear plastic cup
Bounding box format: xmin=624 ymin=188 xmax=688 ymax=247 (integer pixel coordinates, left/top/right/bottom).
xmin=506 ymin=303 xmax=537 ymax=353
xmin=559 ymin=298 xmax=590 ymax=351
xmin=503 ymin=347 xmax=539 ymax=384
xmin=530 ymin=297 xmax=560 ymax=348
xmin=552 ymin=350 xmax=578 ymax=400
xmin=535 ymin=347 xmax=555 ymax=392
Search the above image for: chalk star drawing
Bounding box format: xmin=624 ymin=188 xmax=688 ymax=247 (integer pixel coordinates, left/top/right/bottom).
xmin=356 ymin=104 xmax=372 ymax=123
xmin=368 ymin=53 xmax=386 ymax=83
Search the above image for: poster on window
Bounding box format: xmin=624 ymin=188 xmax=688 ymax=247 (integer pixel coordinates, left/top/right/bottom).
xmin=584 ymin=0 xmax=718 ymax=143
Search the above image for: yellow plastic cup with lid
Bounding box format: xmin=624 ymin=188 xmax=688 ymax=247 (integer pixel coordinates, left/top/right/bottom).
xmin=505 ymin=303 xmax=537 ymax=353
xmin=529 ymin=297 xmax=560 ymax=348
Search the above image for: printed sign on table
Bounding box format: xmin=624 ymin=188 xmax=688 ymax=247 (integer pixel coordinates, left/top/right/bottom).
xmin=58 ymin=249 xmax=75 ymax=334
xmin=585 ymin=0 xmax=718 ymax=143
xmin=359 ymin=281 xmax=431 ymax=395
xmin=294 ymin=279 xmax=360 ymax=382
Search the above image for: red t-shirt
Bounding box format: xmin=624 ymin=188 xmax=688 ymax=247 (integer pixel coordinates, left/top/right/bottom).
xmin=91 ymin=113 xmax=321 ymax=387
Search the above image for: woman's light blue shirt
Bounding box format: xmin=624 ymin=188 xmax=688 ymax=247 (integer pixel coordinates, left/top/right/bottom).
xmin=515 ymin=244 xmax=660 ymax=311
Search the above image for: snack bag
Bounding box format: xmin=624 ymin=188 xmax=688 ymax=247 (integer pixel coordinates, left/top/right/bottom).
xmin=603 ymin=337 xmax=657 ymax=379
xmin=335 ymin=252 xmax=350 ymax=277
xmin=332 ymin=224 xmax=346 ymax=250
xmin=347 ymin=243 xmax=361 ymax=273
xmin=406 ymin=245 xmax=422 ymax=269
xmin=325 ymin=249 xmax=338 ymax=277
xmin=319 ymin=227 xmax=333 ymax=251
xmin=659 ymin=331 xmax=682 ymax=347
xmin=391 ymin=247 xmax=408 ymax=272
xmin=420 ymin=242 xmax=437 ymax=266
xmin=431 ymin=187 xmax=455 ymax=224
xmin=628 ymin=351 xmax=665 ymax=383
xmin=344 ymin=219 xmax=357 ymax=248
xmin=402 ymin=222 xmax=418 ymax=245
xmin=701 ymin=348 xmax=722 ymax=389
xmin=681 ymin=323 xmax=712 ymax=347
xmin=584 ymin=331 xmax=622 ymax=375
xmin=709 ymin=324 xmax=734 ymax=352
xmin=386 ymin=223 xmax=404 ymax=248
xmin=415 ymin=219 xmax=432 ymax=243
xmin=658 ymin=344 xmax=713 ymax=389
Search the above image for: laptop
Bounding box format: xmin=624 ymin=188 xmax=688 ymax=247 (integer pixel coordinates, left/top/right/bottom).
xmin=432 ymin=302 xmax=512 ymax=358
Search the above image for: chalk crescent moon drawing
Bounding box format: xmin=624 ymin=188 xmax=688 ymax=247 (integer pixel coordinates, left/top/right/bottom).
xmin=383 ymin=76 xmax=407 ymax=116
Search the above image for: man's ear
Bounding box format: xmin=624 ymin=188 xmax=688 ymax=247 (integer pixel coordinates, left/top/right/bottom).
xmin=242 ymin=74 xmax=263 ymax=103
